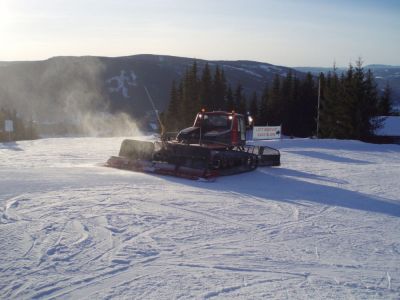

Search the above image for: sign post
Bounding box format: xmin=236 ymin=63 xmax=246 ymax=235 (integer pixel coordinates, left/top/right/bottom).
xmin=5 ymin=120 xmax=14 ymax=141
xmin=316 ymin=77 xmax=321 ymax=138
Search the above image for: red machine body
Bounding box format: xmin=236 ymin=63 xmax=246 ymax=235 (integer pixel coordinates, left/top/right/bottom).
xmin=107 ymin=111 xmax=280 ymax=180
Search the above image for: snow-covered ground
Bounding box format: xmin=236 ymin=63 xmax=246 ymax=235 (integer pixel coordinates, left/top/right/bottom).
xmin=1 ymin=137 xmax=400 ymax=299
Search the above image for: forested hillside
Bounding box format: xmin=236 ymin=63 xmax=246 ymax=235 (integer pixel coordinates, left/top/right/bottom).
xmin=164 ymin=59 xmax=394 ymax=140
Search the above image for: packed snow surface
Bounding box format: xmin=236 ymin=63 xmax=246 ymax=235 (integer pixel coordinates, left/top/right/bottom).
xmin=1 ymin=137 xmax=400 ymax=299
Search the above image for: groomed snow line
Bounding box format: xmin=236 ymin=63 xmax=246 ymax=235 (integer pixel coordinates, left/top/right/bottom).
xmin=1 ymin=137 xmax=400 ymax=299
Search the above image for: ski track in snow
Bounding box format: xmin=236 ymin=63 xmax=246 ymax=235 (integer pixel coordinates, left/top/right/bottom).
xmin=1 ymin=137 xmax=400 ymax=299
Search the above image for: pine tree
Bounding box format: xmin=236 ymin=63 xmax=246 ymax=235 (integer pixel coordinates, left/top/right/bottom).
xmin=165 ymin=81 xmax=180 ymax=131
xmin=298 ymin=72 xmax=317 ymax=137
xmin=268 ymin=74 xmax=281 ymax=125
xmin=280 ymin=72 xmax=294 ymax=134
xmin=178 ymin=81 xmax=185 ymax=128
xmin=319 ymin=70 xmax=341 ymax=138
xmin=212 ymin=66 xmax=226 ymax=110
xmin=316 ymin=72 xmax=325 ymax=137
xmin=240 ymin=94 xmax=247 ymax=116
xmin=351 ymin=60 xmax=366 ymax=139
xmin=200 ymin=63 xmax=213 ymax=110
xmin=363 ymin=68 xmax=381 ymax=136
xmin=335 ymin=66 xmax=355 ymax=139
xmin=226 ymin=85 xmax=234 ymax=111
xmin=182 ymin=62 xmax=201 ymax=126
xmin=234 ymin=84 xmax=246 ymax=114
xmin=258 ymin=84 xmax=269 ymax=125
xmin=343 ymin=59 xmax=381 ymax=139
xmin=289 ymin=74 xmax=300 ymax=133
xmin=378 ymin=82 xmax=393 ymax=116
xmin=219 ymin=70 xmax=227 ymax=109
xmin=249 ymin=92 xmax=259 ymax=123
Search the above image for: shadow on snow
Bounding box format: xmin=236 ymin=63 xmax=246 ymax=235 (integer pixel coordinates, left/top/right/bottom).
xmin=0 ymin=142 xmax=23 ymax=151
xmin=284 ymin=150 xmax=373 ymax=164
xmin=160 ymin=167 xmax=400 ymax=218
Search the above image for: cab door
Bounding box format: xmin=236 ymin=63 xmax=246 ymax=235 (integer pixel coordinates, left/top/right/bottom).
xmin=237 ymin=116 xmax=246 ymax=144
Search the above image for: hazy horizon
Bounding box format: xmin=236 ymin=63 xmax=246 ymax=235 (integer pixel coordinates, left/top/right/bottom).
xmin=1 ymin=53 xmax=400 ymax=69
xmin=1 ymin=0 xmax=399 ymax=67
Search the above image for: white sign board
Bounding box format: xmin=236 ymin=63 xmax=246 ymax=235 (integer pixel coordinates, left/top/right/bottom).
xmin=253 ymin=126 xmax=281 ymax=140
xmin=5 ymin=120 xmax=14 ymax=132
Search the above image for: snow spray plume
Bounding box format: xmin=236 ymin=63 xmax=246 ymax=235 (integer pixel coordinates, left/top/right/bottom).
xmin=0 ymin=56 xmax=141 ymax=137
xmin=80 ymin=111 xmax=140 ymax=137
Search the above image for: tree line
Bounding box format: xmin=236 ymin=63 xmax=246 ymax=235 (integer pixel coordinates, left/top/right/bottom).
xmin=0 ymin=108 xmax=38 ymax=142
xmin=163 ymin=60 xmax=393 ymax=140
xmin=319 ymin=60 xmax=393 ymax=139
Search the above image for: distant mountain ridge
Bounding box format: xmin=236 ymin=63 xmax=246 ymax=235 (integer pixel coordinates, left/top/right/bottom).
xmin=1 ymin=55 xmax=398 ymax=134
xmin=0 ymin=54 xmax=299 ymax=127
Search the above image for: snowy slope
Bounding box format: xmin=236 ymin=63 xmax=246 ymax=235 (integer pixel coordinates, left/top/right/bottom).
xmin=1 ymin=137 xmax=400 ymax=299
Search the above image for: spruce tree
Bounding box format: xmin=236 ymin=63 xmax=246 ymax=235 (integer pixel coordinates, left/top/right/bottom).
xmin=226 ymin=85 xmax=234 ymax=111
xmin=280 ymin=72 xmax=294 ymax=134
xmin=258 ymin=84 xmax=269 ymax=125
xmin=219 ymin=70 xmax=227 ymax=110
xmin=182 ymin=62 xmax=201 ymax=126
xmin=234 ymin=84 xmax=246 ymax=114
xmin=316 ymin=72 xmax=325 ymax=137
xmin=319 ymin=70 xmax=340 ymax=138
xmin=200 ymin=63 xmax=213 ymax=110
xmin=378 ymin=82 xmax=393 ymax=116
xmin=351 ymin=60 xmax=366 ymax=139
xmin=240 ymin=94 xmax=247 ymax=116
xmin=249 ymin=92 xmax=259 ymax=123
xmin=268 ymin=74 xmax=281 ymax=125
xmin=212 ymin=66 xmax=226 ymax=110
xmin=344 ymin=60 xmax=381 ymax=139
xmin=165 ymin=81 xmax=180 ymax=131
xmin=298 ymin=72 xmax=317 ymax=137
xmin=363 ymin=68 xmax=381 ymax=136
xmin=335 ymin=67 xmax=355 ymax=139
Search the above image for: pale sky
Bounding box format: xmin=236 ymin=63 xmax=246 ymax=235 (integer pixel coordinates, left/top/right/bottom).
xmin=1 ymin=0 xmax=399 ymax=66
